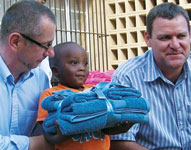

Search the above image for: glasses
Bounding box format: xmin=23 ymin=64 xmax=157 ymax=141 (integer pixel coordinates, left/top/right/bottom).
xmin=20 ymin=33 xmax=52 ymax=51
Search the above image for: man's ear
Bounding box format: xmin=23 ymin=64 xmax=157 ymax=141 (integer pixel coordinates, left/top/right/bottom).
xmin=8 ymin=33 xmax=22 ymax=51
xmin=144 ymin=31 xmax=152 ymax=47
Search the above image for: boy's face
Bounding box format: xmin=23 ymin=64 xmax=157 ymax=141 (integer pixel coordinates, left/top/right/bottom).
xmin=58 ymin=47 xmax=89 ymax=89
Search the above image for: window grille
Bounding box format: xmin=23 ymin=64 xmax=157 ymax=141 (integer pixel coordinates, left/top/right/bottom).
xmin=0 ymin=0 xmax=108 ymax=71
xmin=46 ymin=0 xmax=108 ymax=71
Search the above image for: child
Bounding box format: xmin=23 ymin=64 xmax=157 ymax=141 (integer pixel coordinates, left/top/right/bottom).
xmin=37 ymin=42 xmax=110 ymax=150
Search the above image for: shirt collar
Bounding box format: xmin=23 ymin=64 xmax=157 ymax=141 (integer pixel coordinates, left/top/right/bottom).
xmin=144 ymin=50 xmax=189 ymax=84
xmin=143 ymin=50 xmax=162 ymax=82
xmin=0 ymin=56 xmax=12 ymax=82
xmin=0 ymin=55 xmax=34 ymax=83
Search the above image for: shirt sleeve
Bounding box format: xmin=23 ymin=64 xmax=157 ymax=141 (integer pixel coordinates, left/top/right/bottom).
xmin=0 ymin=134 xmax=29 ymax=150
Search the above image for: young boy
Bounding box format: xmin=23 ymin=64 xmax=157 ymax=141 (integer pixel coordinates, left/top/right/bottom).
xmin=37 ymin=42 xmax=110 ymax=150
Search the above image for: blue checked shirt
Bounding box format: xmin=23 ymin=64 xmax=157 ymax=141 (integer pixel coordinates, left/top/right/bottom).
xmin=110 ymin=50 xmax=191 ymax=150
xmin=0 ymin=56 xmax=50 ymax=150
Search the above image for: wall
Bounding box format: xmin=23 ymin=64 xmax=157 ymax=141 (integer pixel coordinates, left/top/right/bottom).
xmin=105 ymin=0 xmax=191 ymax=69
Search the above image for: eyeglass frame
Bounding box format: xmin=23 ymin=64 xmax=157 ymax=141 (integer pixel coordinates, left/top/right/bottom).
xmin=20 ymin=33 xmax=52 ymax=51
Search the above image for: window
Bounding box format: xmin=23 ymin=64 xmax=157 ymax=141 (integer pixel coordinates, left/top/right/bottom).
xmin=46 ymin=0 xmax=108 ymax=71
xmin=0 ymin=0 xmax=108 ymax=71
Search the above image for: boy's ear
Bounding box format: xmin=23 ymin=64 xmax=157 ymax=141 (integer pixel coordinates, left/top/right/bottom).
xmin=51 ymin=66 xmax=60 ymax=86
xmin=51 ymin=66 xmax=59 ymax=76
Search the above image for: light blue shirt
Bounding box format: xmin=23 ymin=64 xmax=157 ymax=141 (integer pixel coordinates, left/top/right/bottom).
xmin=0 ymin=56 xmax=50 ymax=150
xmin=110 ymin=50 xmax=191 ymax=150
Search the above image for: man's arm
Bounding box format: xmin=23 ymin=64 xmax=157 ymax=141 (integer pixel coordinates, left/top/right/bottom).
xmin=0 ymin=134 xmax=53 ymax=150
xmin=30 ymin=135 xmax=54 ymax=150
xmin=110 ymin=141 xmax=149 ymax=150
xmin=0 ymin=135 xmax=29 ymax=150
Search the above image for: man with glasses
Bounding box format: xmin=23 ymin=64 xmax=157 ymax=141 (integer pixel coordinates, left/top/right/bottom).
xmin=0 ymin=0 xmax=56 ymax=149
xmin=20 ymin=33 xmax=53 ymax=51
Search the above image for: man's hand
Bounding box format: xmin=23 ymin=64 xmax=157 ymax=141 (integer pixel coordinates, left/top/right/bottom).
xmin=110 ymin=141 xmax=149 ymax=150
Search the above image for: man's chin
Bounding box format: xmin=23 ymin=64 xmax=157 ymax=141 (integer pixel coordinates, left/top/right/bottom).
xmin=26 ymin=63 xmax=39 ymax=70
xmin=168 ymin=61 xmax=185 ymax=69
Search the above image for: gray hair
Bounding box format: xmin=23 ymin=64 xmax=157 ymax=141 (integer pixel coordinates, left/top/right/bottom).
xmin=0 ymin=0 xmax=56 ymax=41
xmin=146 ymin=2 xmax=190 ymax=37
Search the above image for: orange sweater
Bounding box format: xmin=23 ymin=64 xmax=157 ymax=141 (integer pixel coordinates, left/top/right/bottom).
xmin=37 ymin=84 xmax=110 ymax=150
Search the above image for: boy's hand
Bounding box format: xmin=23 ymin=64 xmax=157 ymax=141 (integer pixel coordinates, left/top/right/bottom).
xmin=43 ymin=121 xmax=70 ymax=144
xmin=102 ymin=121 xmax=134 ymax=135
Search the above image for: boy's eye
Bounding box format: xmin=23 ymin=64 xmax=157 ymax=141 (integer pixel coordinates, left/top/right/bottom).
xmin=70 ymin=61 xmax=78 ymax=65
xmin=84 ymin=61 xmax=88 ymax=67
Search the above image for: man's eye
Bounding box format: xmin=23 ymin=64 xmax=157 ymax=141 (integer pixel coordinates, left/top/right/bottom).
xmin=157 ymin=35 xmax=171 ymax=41
xmin=178 ymin=34 xmax=186 ymax=39
xmin=47 ymin=42 xmax=52 ymax=47
xmin=42 ymin=41 xmax=52 ymax=48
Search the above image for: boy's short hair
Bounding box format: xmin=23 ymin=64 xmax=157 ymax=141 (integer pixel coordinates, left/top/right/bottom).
xmin=49 ymin=42 xmax=83 ymax=68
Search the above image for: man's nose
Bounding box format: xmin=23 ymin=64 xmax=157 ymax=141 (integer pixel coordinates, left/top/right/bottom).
xmin=170 ymin=37 xmax=180 ymax=50
xmin=44 ymin=46 xmax=55 ymax=58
